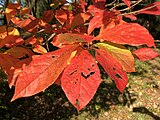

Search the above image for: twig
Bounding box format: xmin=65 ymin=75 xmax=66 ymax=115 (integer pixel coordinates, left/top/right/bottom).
xmin=155 ymin=40 xmax=160 ymax=43
xmin=110 ymin=1 xmax=137 ymax=10
xmin=118 ymin=2 xmax=160 ymax=16
xmin=119 ymin=0 xmax=143 ymax=12
xmin=45 ymin=33 xmax=56 ymax=51
xmin=105 ymin=0 xmax=116 ymax=7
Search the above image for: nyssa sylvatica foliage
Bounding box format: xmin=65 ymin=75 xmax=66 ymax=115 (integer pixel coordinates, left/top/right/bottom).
xmin=0 ymin=0 xmax=159 ymax=110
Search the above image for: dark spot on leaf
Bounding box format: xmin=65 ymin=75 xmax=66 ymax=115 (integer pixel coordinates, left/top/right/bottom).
xmin=97 ymin=52 xmax=100 ymax=56
xmin=69 ymin=70 xmax=77 ymax=75
xmin=74 ymin=80 xmax=78 ymax=84
xmin=19 ymin=54 xmax=29 ymax=60
xmin=75 ymin=99 xmax=79 ymax=105
xmin=115 ymin=74 xmax=122 ymax=79
xmin=81 ymin=72 xmax=95 ymax=79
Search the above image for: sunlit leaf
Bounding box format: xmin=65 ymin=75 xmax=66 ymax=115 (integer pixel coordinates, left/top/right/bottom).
xmin=133 ymin=48 xmax=159 ymax=61
xmin=62 ymin=50 xmax=101 ymax=110
xmin=95 ymin=42 xmax=135 ymax=72
xmin=11 ymin=45 xmax=78 ymax=101
xmin=96 ymin=49 xmax=128 ymax=92
xmin=95 ymin=23 xmax=156 ymax=47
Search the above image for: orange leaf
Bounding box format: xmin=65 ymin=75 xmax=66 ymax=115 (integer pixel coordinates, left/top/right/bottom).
xmin=0 ymin=36 xmax=24 ymax=48
xmin=20 ymin=7 xmax=30 ymax=15
xmin=4 ymin=47 xmax=33 ymax=59
xmin=11 ymin=45 xmax=79 ymax=101
xmin=5 ymin=3 xmax=20 ymax=23
xmin=33 ymin=45 xmax=47 ymax=54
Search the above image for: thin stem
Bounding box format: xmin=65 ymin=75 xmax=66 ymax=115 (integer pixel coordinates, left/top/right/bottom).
xmin=119 ymin=0 xmax=143 ymax=12
xmin=110 ymin=1 xmax=137 ymax=10
xmin=118 ymin=2 xmax=160 ymax=16
xmin=105 ymin=0 xmax=116 ymax=7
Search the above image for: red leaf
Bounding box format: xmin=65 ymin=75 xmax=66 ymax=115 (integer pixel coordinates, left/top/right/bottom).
xmin=133 ymin=48 xmax=159 ymax=61
xmin=122 ymin=0 xmax=131 ymax=7
xmin=61 ymin=50 xmax=101 ymax=110
xmin=0 ymin=53 xmax=23 ymax=88
xmin=124 ymin=14 xmax=137 ymax=20
xmin=91 ymin=0 xmax=106 ymax=9
xmin=11 ymin=45 xmax=78 ymax=101
xmin=71 ymin=13 xmax=90 ymax=28
xmin=42 ymin=10 xmax=54 ymax=23
xmin=88 ymin=11 xmax=115 ymax=34
xmin=11 ymin=17 xmax=32 ymax=28
xmin=55 ymin=10 xmax=68 ymax=25
xmin=95 ymin=23 xmax=155 ymax=47
xmin=95 ymin=49 xmax=128 ymax=93
xmin=138 ymin=2 xmax=160 ymax=15
xmin=87 ymin=5 xmax=103 ymax=15
xmin=0 ymin=36 xmax=24 ymax=48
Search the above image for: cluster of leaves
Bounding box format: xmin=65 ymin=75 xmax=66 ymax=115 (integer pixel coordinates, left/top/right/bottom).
xmin=0 ymin=0 xmax=159 ymax=110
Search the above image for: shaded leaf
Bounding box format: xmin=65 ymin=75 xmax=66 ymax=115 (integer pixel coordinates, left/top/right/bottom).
xmin=133 ymin=48 xmax=159 ymax=61
xmin=0 ymin=53 xmax=23 ymax=87
xmin=95 ymin=42 xmax=135 ymax=72
xmin=55 ymin=10 xmax=68 ymax=25
xmin=0 ymin=35 xmax=24 ymax=48
xmin=138 ymin=2 xmax=160 ymax=15
xmin=95 ymin=23 xmax=155 ymax=47
xmin=5 ymin=47 xmax=33 ymax=59
xmin=71 ymin=13 xmax=90 ymax=28
xmin=91 ymin=0 xmax=106 ymax=9
xmin=43 ymin=10 xmax=54 ymax=23
xmin=52 ymin=33 xmax=85 ymax=47
xmin=5 ymin=3 xmax=20 ymax=23
xmin=11 ymin=17 xmax=32 ymax=28
xmin=62 ymin=50 xmax=101 ymax=110
xmin=11 ymin=45 xmax=78 ymax=101
xmin=96 ymin=49 xmax=128 ymax=92
xmin=88 ymin=11 xmax=115 ymax=34
xmin=20 ymin=7 xmax=30 ymax=15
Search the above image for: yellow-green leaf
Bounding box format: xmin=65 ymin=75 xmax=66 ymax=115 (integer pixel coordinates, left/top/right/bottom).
xmin=95 ymin=42 xmax=135 ymax=72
